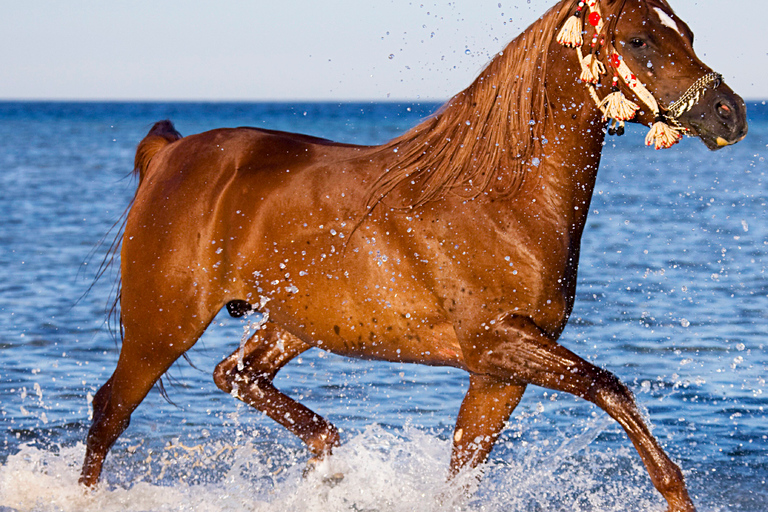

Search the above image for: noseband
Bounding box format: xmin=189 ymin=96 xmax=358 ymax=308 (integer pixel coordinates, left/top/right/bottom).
xmin=557 ymin=0 xmax=723 ymax=149
xmin=667 ymin=71 xmax=723 ymax=119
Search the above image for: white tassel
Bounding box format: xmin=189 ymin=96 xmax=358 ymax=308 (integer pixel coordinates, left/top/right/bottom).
xmin=557 ymin=14 xmax=583 ymax=48
xmin=598 ymin=89 xmax=639 ymax=121
xmin=579 ymin=53 xmax=605 ymax=84
xmin=645 ymin=118 xmax=683 ymax=150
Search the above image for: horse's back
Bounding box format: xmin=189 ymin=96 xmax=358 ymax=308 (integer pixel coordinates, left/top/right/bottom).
xmin=143 ymin=126 xmax=365 ymax=182
xmin=121 ymin=124 xmax=376 ymax=317
xmin=131 ymin=125 xmax=371 ymax=223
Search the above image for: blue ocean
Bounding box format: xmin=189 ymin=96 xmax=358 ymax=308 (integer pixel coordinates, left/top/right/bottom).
xmin=0 ymin=101 xmax=766 ymax=511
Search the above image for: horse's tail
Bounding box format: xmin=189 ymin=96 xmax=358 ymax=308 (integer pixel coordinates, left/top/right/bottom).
xmin=134 ymin=120 xmax=183 ymax=184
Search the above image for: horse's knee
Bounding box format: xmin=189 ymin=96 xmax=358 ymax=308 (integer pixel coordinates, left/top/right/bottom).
xmin=213 ymin=356 xmax=272 ymax=397
xmin=656 ymin=459 xmax=687 ymax=496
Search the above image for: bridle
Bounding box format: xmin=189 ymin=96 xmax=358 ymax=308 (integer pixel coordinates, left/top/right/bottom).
xmin=667 ymin=72 xmax=723 ymax=119
xmin=557 ymin=0 xmax=724 ymax=149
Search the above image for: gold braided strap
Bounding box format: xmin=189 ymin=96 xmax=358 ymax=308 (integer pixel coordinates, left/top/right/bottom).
xmin=667 ymin=72 xmax=723 ymax=119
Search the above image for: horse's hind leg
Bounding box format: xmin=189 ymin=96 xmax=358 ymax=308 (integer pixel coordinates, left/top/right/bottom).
xmin=80 ymin=301 xmax=212 ymax=486
xmin=213 ymin=322 xmax=340 ymax=458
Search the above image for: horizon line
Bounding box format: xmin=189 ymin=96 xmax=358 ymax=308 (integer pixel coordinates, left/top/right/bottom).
xmin=2 ymin=97 xmax=767 ymax=104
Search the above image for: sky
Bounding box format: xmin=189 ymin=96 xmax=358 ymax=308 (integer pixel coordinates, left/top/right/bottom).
xmin=2 ymin=0 xmax=766 ymax=101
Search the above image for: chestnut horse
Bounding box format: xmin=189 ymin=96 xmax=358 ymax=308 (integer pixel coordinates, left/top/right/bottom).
xmin=81 ymin=0 xmax=747 ymax=510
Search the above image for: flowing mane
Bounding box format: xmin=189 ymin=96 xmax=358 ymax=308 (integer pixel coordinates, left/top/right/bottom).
xmin=367 ymin=0 xmax=576 ymax=209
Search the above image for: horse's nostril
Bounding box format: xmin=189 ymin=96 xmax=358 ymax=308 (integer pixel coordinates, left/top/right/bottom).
xmin=716 ymin=101 xmax=732 ymax=119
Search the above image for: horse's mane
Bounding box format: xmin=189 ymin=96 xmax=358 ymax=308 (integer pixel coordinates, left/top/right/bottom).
xmin=366 ymin=0 xmax=579 ymax=209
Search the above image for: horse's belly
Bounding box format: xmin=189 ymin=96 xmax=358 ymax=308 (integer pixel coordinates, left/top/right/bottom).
xmin=331 ymin=321 xmax=464 ymax=368
xmin=269 ymin=302 xmax=466 ymax=369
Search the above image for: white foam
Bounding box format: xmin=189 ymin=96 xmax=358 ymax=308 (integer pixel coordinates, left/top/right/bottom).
xmin=0 ymin=422 xmax=667 ymax=512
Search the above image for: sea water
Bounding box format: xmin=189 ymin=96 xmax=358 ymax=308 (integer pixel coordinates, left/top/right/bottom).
xmin=0 ymin=101 xmax=766 ymax=511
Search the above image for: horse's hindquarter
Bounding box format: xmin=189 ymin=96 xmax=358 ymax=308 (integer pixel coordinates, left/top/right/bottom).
xmin=121 ymin=128 xmax=364 ymax=332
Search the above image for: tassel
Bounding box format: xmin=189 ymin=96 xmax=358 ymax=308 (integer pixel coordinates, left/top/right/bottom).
xmin=645 ymin=116 xmax=683 ymax=150
xmin=599 ymin=87 xmax=639 ymax=121
xmin=557 ymin=13 xmax=584 ymax=47
xmin=579 ymin=53 xmax=605 ymax=84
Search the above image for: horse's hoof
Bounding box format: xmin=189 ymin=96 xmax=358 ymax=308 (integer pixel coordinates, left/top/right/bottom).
xmin=322 ymin=472 xmax=345 ymax=487
xmin=303 ymin=456 xmax=345 ymax=486
xmin=302 ymin=456 xmax=321 ymax=478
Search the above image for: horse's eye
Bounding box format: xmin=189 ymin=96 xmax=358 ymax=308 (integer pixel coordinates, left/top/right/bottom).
xmin=629 ymin=38 xmax=647 ymax=49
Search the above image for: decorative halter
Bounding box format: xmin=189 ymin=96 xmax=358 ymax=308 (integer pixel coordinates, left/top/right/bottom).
xmin=557 ymin=0 xmax=723 ymax=149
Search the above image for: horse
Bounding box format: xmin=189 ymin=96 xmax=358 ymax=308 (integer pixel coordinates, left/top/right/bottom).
xmin=80 ymin=1 xmax=747 ymax=510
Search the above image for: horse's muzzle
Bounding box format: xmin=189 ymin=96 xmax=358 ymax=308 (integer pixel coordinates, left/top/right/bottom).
xmin=682 ymin=87 xmax=748 ymax=150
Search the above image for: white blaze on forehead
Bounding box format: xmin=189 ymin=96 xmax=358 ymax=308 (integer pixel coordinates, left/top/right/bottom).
xmin=654 ymin=7 xmax=682 ymax=36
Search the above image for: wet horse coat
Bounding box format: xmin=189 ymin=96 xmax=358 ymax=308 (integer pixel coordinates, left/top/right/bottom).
xmin=81 ymin=1 xmax=747 ymax=510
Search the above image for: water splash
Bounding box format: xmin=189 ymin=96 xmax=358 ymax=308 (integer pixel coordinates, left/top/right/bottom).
xmin=0 ymin=421 xmax=673 ymax=512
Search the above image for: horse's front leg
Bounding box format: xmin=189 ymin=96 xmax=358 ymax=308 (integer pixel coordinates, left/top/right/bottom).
xmin=450 ymin=374 xmax=526 ymax=475
xmin=462 ymin=314 xmax=696 ymax=512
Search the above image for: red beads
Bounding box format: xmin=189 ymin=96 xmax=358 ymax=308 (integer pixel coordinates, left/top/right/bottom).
xmin=610 ymin=53 xmax=622 ymax=68
xmin=588 ymin=11 xmax=601 ymax=26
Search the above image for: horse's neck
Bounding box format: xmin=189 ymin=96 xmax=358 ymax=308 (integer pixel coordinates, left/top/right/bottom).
xmin=525 ymin=42 xmax=608 ymax=237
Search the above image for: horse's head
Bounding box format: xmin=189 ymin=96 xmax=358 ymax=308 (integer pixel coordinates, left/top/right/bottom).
xmin=612 ymin=0 xmax=747 ymax=149
xmin=557 ymin=0 xmax=748 ymax=150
